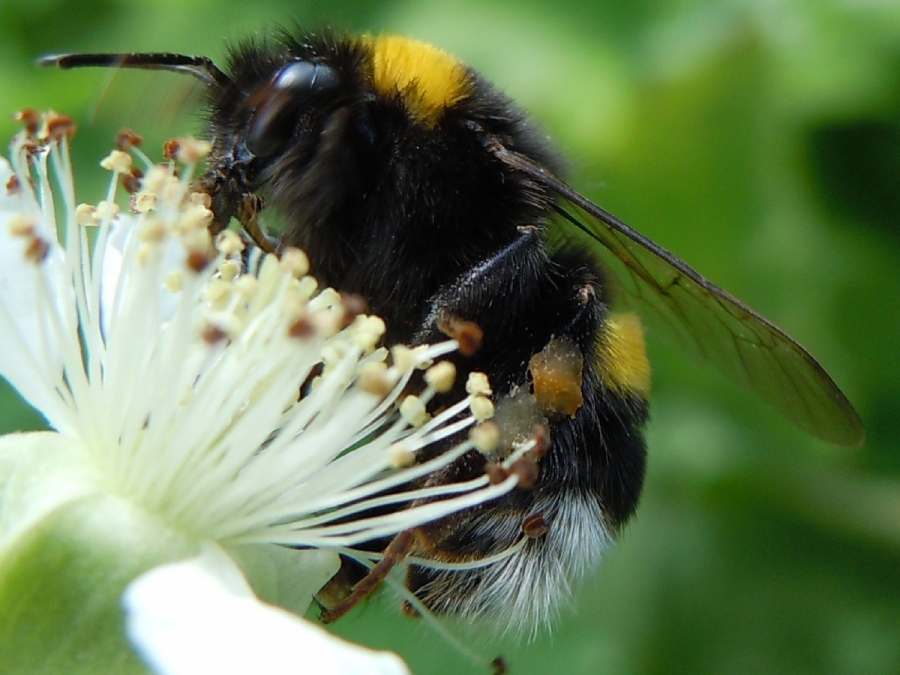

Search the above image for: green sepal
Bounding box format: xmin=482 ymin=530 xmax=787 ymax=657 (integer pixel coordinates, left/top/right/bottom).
xmin=0 ymin=432 xmax=198 ymax=674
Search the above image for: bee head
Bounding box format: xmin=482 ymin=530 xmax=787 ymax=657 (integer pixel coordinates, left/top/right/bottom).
xmin=206 ymin=34 xmax=557 ymax=245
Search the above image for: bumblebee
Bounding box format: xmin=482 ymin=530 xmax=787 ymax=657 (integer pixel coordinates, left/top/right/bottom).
xmin=41 ymin=30 xmax=864 ymax=633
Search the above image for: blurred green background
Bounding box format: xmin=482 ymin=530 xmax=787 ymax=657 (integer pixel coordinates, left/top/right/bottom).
xmin=1 ymin=0 xmax=898 ymax=673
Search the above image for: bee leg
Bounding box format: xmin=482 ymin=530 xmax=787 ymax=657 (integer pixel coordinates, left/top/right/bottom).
xmin=236 ymin=192 xmax=278 ymax=254
xmin=319 ymin=528 xmax=418 ymax=623
xmin=413 ymin=226 xmax=607 ymax=414
xmin=415 ymin=224 xmax=549 ymax=346
xmin=200 ymin=169 xmax=278 ymax=253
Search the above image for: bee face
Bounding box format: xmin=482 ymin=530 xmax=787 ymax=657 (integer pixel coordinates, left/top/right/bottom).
xmin=39 ymin=28 xmax=863 ymax=634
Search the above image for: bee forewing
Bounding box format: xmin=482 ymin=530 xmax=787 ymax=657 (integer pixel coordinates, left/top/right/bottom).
xmin=493 ymin=144 xmax=864 ymax=448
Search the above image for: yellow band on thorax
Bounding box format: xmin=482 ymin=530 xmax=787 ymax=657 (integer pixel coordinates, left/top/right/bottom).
xmin=366 ymin=35 xmax=471 ymax=127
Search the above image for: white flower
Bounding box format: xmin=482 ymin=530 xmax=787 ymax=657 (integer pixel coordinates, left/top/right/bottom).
xmin=0 ymin=113 xmax=525 ymax=673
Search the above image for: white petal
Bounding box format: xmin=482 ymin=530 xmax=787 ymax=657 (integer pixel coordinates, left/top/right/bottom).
xmin=0 ymin=158 xmax=16 ymax=212
xmin=228 ymin=544 xmax=341 ymax=615
xmin=0 ymin=212 xmax=72 ymax=425
xmin=124 ymin=548 xmax=410 ymax=675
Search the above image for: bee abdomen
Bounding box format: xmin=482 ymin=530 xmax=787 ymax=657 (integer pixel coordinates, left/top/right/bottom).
xmin=405 ymin=246 xmax=649 ymax=629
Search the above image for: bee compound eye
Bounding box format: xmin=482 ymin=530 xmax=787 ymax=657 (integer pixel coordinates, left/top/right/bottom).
xmin=245 ymin=61 xmax=341 ymax=158
xmin=273 ymin=61 xmax=340 ymax=95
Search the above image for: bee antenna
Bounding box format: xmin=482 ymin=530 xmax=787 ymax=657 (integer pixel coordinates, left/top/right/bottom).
xmin=37 ymin=52 xmax=233 ymax=90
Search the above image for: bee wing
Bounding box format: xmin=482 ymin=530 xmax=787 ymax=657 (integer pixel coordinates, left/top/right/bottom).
xmin=492 ymin=143 xmax=864 ymax=448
